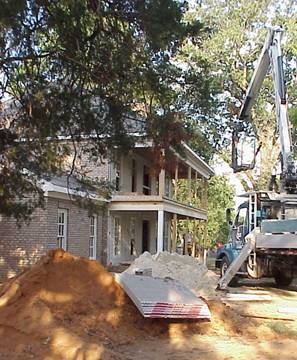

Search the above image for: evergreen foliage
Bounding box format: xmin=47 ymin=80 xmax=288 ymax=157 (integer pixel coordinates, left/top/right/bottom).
xmin=0 ymin=0 xmax=212 ymax=220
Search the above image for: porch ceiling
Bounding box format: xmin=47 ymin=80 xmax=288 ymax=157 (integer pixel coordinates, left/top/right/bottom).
xmin=109 ymin=195 xmax=207 ymax=220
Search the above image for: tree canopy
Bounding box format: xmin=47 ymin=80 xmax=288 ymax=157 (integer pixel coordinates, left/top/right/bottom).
xmin=182 ymin=0 xmax=297 ymax=191
xmin=0 ymin=0 xmax=214 ymax=220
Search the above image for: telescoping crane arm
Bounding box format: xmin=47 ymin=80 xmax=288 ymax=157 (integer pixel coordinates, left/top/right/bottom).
xmin=238 ymin=27 xmax=297 ymax=193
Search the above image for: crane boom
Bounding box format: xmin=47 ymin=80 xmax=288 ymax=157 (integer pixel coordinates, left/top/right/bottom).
xmin=238 ymin=27 xmax=297 ymax=193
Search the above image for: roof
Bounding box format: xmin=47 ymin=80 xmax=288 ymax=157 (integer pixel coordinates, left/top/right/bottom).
xmin=41 ymin=176 xmax=108 ymax=202
xmin=2 ymin=98 xmax=214 ymax=179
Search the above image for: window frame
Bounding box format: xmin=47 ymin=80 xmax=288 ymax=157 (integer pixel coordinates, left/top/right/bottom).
xmin=89 ymin=215 xmax=97 ymax=260
xmin=57 ymin=208 xmax=68 ymax=250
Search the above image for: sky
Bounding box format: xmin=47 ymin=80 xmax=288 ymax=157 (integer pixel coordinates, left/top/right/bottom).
xmin=213 ymin=155 xmax=246 ymax=208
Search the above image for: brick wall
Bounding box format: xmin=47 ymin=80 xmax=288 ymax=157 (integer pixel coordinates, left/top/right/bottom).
xmin=0 ymin=201 xmax=48 ymax=280
xmin=0 ymin=196 xmax=108 ymax=281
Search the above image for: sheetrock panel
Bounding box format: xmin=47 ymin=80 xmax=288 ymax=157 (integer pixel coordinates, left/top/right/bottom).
xmin=256 ymin=233 xmax=297 ymax=248
xmin=115 ymin=273 xmax=211 ymax=320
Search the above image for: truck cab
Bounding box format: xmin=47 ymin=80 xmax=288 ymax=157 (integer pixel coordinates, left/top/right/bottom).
xmin=216 ymin=191 xmax=297 ymax=286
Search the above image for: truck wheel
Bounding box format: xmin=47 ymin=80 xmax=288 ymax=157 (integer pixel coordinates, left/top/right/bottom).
xmin=274 ymin=272 xmax=293 ymax=287
xmin=220 ymin=256 xmax=238 ymax=287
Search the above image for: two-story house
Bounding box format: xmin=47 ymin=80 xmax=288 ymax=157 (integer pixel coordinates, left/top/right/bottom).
xmin=0 ymin=140 xmax=214 ymax=280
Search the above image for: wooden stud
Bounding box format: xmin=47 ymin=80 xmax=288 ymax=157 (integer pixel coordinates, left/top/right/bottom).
xmin=172 ymin=213 xmax=177 ymax=253
xmin=174 ymin=163 xmax=179 ymax=200
xmin=159 ymin=169 xmax=165 ymax=197
xmin=187 ymin=166 xmax=192 ymax=204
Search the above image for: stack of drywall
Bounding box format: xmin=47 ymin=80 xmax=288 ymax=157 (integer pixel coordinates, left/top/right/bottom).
xmin=115 ymin=273 xmax=211 ymax=319
xmin=124 ymin=251 xmax=219 ymax=299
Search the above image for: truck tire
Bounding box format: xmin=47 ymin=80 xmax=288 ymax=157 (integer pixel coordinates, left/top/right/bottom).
xmin=274 ymin=272 xmax=293 ymax=287
xmin=220 ymin=256 xmax=238 ymax=287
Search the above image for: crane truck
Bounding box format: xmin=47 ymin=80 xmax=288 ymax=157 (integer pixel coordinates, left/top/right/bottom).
xmin=216 ymin=27 xmax=297 ymax=289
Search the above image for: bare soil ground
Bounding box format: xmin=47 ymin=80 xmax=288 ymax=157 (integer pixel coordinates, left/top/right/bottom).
xmin=1 ymin=252 xmax=297 ymax=359
xmin=118 ymin=278 xmax=297 ymax=360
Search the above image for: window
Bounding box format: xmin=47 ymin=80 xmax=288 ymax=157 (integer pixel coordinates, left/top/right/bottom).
xmin=236 ymin=207 xmax=247 ymax=226
xmin=143 ymin=165 xmax=151 ymax=195
xmin=57 ymin=209 xmax=68 ymax=250
xmin=114 ymin=217 xmax=121 ymax=256
xmin=89 ymin=216 xmax=97 ymax=260
xmin=115 ymin=161 xmax=120 ymax=191
xmin=131 ymin=159 xmax=137 ymax=192
xmin=130 ymin=217 xmax=136 ymax=256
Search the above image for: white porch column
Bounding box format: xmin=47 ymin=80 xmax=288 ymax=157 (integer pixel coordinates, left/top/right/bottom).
xmin=157 ymin=210 xmax=164 ymax=252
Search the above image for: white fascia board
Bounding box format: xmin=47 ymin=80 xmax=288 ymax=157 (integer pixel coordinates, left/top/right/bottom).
xmin=182 ymin=143 xmax=215 ymax=178
xmin=41 ymin=180 xmax=109 ymax=203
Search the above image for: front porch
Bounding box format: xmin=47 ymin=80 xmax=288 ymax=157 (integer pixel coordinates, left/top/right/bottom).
xmin=107 ymin=207 xmax=207 ymax=265
xmin=107 ymin=142 xmax=214 ymax=265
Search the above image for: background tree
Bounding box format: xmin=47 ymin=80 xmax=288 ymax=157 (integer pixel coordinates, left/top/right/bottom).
xmin=176 ymin=175 xmax=235 ymax=249
xmin=206 ymin=175 xmax=235 ymax=246
xmin=181 ymin=0 xmax=297 ymax=191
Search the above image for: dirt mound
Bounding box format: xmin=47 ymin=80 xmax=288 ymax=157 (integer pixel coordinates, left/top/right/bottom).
xmin=0 ymin=250 xmax=278 ymax=359
xmin=0 ymin=250 xmax=213 ymax=359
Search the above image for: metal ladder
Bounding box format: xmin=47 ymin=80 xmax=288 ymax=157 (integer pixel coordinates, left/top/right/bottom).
xmin=249 ymin=193 xmax=257 ymax=232
xmin=217 ymin=236 xmax=256 ymax=290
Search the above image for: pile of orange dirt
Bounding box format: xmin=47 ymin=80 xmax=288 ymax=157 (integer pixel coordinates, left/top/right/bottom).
xmin=0 ymin=250 xmax=273 ymax=360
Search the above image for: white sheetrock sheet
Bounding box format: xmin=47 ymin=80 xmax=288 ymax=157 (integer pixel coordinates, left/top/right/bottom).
xmin=115 ymin=273 xmax=211 ymax=320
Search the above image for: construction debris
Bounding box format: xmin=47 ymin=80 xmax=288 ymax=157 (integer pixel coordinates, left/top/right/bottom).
xmin=124 ymin=251 xmax=219 ymax=299
xmin=222 ymin=293 xmax=272 ymax=302
xmin=115 ymin=273 xmax=211 ymax=319
xmin=2 ymin=249 xmax=297 ymax=359
xmin=0 ymin=249 xmax=220 ymax=359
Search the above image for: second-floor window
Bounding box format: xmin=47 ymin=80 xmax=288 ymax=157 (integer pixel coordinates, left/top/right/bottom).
xmin=115 ymin=162 xmax=120 ymax=191
xmin=143 ymin=165 xmax=151 ymax=195
xmin=131 ymin=159 xmax=137 ymax=192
